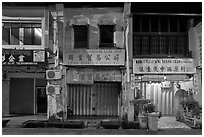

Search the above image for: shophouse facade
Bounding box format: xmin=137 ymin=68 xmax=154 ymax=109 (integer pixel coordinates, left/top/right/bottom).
xmin=2 ymin=3 xmax=57 ymax=116
xmin=128 ymin=3 xmax=202 ymax=120
xmin=61 ymin=3 xmax=127 ymax=119
xmin=2 ymin=2 xmax=201 ymax=122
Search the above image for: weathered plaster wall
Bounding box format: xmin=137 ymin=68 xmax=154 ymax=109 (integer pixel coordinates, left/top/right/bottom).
xmin=63 ymin=7 xmax=124 ymax=56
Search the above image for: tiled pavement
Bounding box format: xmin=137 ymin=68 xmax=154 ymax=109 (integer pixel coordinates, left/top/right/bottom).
xmin=158 ymin=117 xmax=191 ymax=129
xmin=3 ymin=115 xmax=191 ymax=129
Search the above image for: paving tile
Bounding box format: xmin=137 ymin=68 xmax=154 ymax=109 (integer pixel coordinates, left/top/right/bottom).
xmin=158 ymin=117 xmax=191 ymax=129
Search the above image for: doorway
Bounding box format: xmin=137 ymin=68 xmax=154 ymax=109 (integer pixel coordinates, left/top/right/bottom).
xmin=36 ymin=87 xmax=47 ymax=113
xmin=139 ymin=82 xmax=174 ymax=116
xmin=9 ymin=78 xmax=34 ymax=114
xmin=67 ymin=82 xmax=121 ymax=117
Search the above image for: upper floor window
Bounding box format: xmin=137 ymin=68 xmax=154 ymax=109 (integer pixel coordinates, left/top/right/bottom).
xmin=2 ymin=22 xmax=42 ymax=46
xmin=73 ymin=25 xmax=88 ymax=49
xmin=134 ymin=15 xmax=188 ymax=33
xmin=99 ymin=25 xmax=114 ymax=48
xmin=133 ymin=15 xmax=188 ymax=57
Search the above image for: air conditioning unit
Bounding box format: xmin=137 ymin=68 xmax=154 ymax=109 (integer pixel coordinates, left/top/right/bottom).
xmin=46 ymin=70 xmax=62 ymax=80
xmin=46 ymin=85 xmax=61 ymax=94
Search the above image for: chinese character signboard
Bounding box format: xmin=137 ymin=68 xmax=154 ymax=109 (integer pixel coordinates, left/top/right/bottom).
xmin=195 ymin=22 xmax=202 ymax=67
xmin=133 ymin=58 xmax=195 ymax=74
xmin=94 ymin=69 xmax=122 ymax=82
xmin=64 ymin=49 xmax=125 ymax=66
xmin=67 ymin=68 xmax=122 ymax=84
xmin=33 ymin=50 xmax=45 ymax=62
xmin=67 ymin=68 xmax=94 ymax=84
xmin=2 ymin=49 xmax=45 ymax=65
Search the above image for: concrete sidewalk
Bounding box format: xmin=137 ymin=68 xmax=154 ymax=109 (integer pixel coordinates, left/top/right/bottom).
xmin=2 ymin=128 xmax=202 ymax=135
xmin=3 ymin=115 xmax=191 ymax=129
xmin=2 ymin=114 xmax=47 ymax=128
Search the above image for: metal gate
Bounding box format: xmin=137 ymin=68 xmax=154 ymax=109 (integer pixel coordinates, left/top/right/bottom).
xmin=67 ymin=82 xmax=120 ymax=116
xmin=140 ymin=83 xmax=174 ymax=116
xmin=67 ymin=84 xmax=92 ymax=116
xmin=94 ymin=82 xmax=120 ymax=116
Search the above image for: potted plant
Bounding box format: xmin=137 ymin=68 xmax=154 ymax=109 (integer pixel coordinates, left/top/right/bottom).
xmin=131 ymin=98 xmax=153 ymax=129
xmin=180 ymin=97 xmax=202 ymax=128
xmin=180 ymin=98 xmax=202 ymax=118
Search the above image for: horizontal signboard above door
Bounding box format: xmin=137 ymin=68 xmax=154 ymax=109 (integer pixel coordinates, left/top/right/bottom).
xmin=64 ymin=49 xmax=125 ymax=66
xmin=133 ymin=58 xmax=195 ymax=74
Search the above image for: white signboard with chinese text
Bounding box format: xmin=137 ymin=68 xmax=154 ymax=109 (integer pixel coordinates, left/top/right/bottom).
xmin=64 ymin=49 xmax=125 ymax=66
xmin=67 ymin=68 xmax=122 ymax=84
xmin=94 ymin=69 xmax=122 ymax=82
xmin=195 ymin=22 xmax=202 ymax=67
xmin=67 ymin=68 xmax=94 ymax=84
xmin=33 ymin=50 xmax=45 ymax=62
xmin=133 ymin=58 xmax=195 ymax=74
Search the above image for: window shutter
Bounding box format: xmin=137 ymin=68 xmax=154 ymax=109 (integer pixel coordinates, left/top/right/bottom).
xmin=74 ymin=25 xmax=88 ymax=49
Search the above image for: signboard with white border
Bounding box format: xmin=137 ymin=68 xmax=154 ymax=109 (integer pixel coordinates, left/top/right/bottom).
xmin=133 ymin=58 xmax=195 ymax=74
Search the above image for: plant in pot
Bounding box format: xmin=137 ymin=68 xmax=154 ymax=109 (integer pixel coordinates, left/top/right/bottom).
xmin=180 ymin=98 xmax=202 ymax=119
xmin=134 ymin=99 xmax=154 ymax=129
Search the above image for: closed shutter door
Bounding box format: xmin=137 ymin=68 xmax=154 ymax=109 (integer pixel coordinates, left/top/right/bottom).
xmin=67 ymin=82 xmax=120 ymax=116
xmin=141 ymin=83 xmax=174 ymax=116
xmin=10 ymin=78 xmax=34 ymax=114
xmin=67 ymin=84 xmax=92 ymax=116
xmin=95 ymin=82 xmax=120 ymax=116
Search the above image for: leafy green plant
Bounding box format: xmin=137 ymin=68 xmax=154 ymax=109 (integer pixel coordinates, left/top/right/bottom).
xmin=144 ymin=103 xmax=156 ymax=113
xmin=180 ymin=98 xmax=202 ymax=118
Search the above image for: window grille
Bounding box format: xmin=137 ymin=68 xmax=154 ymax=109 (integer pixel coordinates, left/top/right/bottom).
xmin=99 ymin=25 xmax=114 ymax=48
xmin=133 ymin=15 xmax=188 ymax=57
xmin=73 ymin=25 xmax=88 ymax=49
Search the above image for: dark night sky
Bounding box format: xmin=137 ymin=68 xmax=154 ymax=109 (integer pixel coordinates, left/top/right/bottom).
xmin=3 ymin=2 xmax=202 ymax=14
xmin=131 ymin=2 xmax=202 ymax=14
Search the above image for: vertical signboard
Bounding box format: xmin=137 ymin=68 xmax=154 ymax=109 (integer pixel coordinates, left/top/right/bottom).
xmin=44 ymin=10 xmax=54 ymax=52
xmin=195 ymin=22 xmax=202 ymax=67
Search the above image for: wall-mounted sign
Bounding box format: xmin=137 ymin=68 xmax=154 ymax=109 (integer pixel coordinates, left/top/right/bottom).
xmin=195 ymin=22 xmax=202 ymax=67
xmin=64 ymin=49 xmax=125 ymax=66
xmin=94 ymin=69 xmax=122 ymax=82
xmin=2 ymin=49 xmax=45 ymax=65
xmin=133 ymin=58 xmax=195 ymax=74
xmin=67 ymin=68 xmax=122 ymax=84
xmin=67 ymin=68 xmax=94 ymax=84
xmin=33 ymin=50 xmax=45 ymax=62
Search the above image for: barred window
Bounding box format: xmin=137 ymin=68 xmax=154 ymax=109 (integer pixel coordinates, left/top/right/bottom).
xmin=133 ymin=15 xmax=188 ymax=57
xmin=99 ymin=25 xmax=114 ymax=48
xmin=73 ymin=25 xmax=88 ymax=49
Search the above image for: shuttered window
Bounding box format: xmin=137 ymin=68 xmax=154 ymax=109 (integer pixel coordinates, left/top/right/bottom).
xmin=133 ymin=15 xmax=188 ymax=57
xmin=99 ymin=25 xmax=114 ymax=48
xmin=73 ymin=25 xmax=88 ymax=49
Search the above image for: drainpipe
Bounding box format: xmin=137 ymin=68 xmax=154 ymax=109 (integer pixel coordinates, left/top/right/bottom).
xmin=124 ymin=3 xmax=130 ymax=83
xmin=124 ymin=2 xmax=134 ymax=122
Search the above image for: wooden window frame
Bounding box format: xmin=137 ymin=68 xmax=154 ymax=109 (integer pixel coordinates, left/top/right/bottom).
xmin=133 ymin=15 xmax=188 ymax=57
xmin=2 ymin=17 xmax=44 ymax=50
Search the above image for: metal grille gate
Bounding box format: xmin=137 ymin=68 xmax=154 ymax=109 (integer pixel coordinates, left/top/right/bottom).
xmin=67 ymin=82 xmax=120 ymax=116
xmin=139 ymin=83 xmax=174 ymax=116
